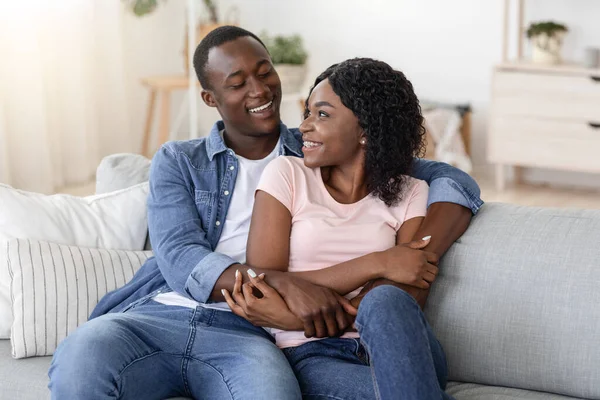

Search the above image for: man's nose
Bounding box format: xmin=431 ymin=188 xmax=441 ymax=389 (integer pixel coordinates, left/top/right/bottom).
xmin=248 ymin=77 xmax=268 ymax=98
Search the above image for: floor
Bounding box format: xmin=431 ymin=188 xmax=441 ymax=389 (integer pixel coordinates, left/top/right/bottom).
xmin=57 ymin=174 xmax=599 ymax=210
xmin=476 ymin=177 xmax=600 ymax=210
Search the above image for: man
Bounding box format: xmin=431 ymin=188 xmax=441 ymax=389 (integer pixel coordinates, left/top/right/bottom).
xmin=49 ymin=26 xmax=483 ymax=399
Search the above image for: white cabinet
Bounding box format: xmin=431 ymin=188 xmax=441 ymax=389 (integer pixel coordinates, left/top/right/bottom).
xmin=488 ymin=63 xmax=600 ymax=190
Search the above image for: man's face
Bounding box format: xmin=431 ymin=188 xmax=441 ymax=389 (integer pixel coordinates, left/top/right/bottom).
xmin=201 ymin=36 xmax=282 ymax=137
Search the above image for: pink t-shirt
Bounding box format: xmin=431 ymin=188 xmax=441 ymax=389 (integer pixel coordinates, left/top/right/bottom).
xmin=256 ymin=156 xmax=429 ymax=348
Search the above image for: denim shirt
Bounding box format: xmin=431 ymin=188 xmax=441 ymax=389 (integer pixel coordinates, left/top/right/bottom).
xmin=90 ymin=121 xmax=483 ymax=318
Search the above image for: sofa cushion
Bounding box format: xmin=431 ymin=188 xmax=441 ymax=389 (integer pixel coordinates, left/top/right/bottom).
xmin=6 ymin=239 xmax=152 ymax=358
xmin=0 ymin=340 xmax=51 ymax=400
xmin=426 ymin=203 xmax=600 ymax=399
xmin=95 ymin=153 xmax=151 ymax=194
xmin=446 ymin=382 xmax=585 ymax=400
xmin=0 ymin=182 xmax=150 ymax=339
xmin=96 ymin=153 xmax=153 ymax=250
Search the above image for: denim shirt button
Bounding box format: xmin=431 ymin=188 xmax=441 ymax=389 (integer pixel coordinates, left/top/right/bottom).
xmin=224 ymin=190 xmax=230 ymax=196
xmin=215 ymin=221 xmax=221 ymax=226
xmin=229 ymin=165 xmax=235 ymax=171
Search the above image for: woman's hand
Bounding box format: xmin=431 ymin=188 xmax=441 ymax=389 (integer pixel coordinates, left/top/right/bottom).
xmin=223 ymin=270 xmax=304 ymax=331
xmin=378 ymin=236 xmax=439 ymax=289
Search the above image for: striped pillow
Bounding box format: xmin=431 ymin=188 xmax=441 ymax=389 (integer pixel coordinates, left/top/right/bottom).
xmin=5 ymin=238 xmax=152 ymax=359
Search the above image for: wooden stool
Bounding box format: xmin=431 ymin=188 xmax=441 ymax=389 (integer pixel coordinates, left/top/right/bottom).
xmin=141 ymin=75 xmax=200 ymax=157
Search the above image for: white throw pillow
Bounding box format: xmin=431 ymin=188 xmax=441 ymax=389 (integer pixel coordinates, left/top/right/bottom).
xmin=0 ymin=182 xmax=149 ymax=339
xmin=5 ymin=238 xmax=152 ymax=358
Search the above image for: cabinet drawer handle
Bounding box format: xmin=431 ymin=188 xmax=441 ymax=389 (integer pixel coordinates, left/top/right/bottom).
xmin=591 ymin=76 xmax=600 ymax=83
xmin=589 ymin=122 xmax=600 ymax=129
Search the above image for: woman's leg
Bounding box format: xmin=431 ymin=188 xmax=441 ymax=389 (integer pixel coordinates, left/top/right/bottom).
xmin=284 ymin=338 xmax=377 ymax=400
xmin=355 ymin=285 xmax=451 ymax=400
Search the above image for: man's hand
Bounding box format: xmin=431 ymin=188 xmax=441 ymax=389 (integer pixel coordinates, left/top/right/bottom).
xmin=377 ymin=236 xmax=439 ymax=288
xmin=270 ymin=272 xmax=357 ymax=338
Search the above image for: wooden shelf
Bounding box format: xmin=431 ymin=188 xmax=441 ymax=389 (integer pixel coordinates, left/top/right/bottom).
xmin=496 ymin=60 xmax=600 ymax=77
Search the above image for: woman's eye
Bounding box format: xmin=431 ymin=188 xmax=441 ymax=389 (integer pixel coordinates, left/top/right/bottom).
xmin=318 ymin=111 xmax=329 ymax=118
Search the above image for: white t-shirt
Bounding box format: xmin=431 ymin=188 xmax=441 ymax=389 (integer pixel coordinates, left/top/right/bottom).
xmin=153 ymin=137 xmax=281 ymax=309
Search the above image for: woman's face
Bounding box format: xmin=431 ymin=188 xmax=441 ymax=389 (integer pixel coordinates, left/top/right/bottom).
xmin=299 ymin=79 xmax=364 ymax=169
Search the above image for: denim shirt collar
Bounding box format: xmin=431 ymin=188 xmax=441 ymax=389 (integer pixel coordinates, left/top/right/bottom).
xmin=206 ymin=121 xmax=303 ymax=161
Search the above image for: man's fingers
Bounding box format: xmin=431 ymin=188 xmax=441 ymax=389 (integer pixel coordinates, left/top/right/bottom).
xmin=335 ymin=306 xmax=350 ymax=332
xmin=302 ymin=317 xmax=316 ymax=338
xmin=312 ymin=313 xmax=328 ymax=338
xmin=323 ymin=308 xmax=340 ymax=337
xmin=408 ymin=235 xmax=431 ymax=250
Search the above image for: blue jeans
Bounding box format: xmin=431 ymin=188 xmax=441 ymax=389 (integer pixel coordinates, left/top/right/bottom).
xmin=49 ymin=300 xmax=301 ymax=399
xmin=283 ymin=285 xmax=453 ymax=400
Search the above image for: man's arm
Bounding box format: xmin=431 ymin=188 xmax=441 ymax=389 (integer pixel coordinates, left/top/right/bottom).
xmin=351 ymin=160 xmax=481 ymax=309
xmin=411 ymin=158 xmax=483 ymax=215
xmin=147 ymin=145 xmax=239 ymax=303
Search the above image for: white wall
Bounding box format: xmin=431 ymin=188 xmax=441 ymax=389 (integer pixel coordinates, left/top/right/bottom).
xmin=123 ymin=0 xmax=600 ymax=188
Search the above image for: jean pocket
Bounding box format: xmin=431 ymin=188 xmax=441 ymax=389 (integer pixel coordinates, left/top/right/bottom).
xmin=121 ymin=291 xmax=158 ymax=313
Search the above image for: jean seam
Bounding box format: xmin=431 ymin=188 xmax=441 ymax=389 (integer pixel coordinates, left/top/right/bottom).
xmin=181 ymin=307 xmax=199 ymax=397
xmin=303 ymin=393 xmax=346 ymax=400
xmin=110 ymin=350 xmax=164 ymax=399
xmin=186 ymin=356 xmax=234 ymax=399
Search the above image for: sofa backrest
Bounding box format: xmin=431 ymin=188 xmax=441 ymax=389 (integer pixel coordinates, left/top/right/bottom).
xmin=426 ymin=202 xmax=600 ymax=399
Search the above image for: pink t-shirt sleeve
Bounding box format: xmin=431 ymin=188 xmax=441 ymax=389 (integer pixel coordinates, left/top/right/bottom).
xmin=256 ymin=157 xmax=295 ymax=213
xmin=404 ymin=179 xmax=429 ymax=221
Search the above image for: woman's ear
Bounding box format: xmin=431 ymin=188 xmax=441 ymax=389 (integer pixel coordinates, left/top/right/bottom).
xmin=359 ymin=132 xmax=367 ymax=146
xmin=201 ymin=90 xmax=217 ymax=108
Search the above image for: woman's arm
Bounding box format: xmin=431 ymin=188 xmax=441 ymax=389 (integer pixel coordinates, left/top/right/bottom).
xmin=246 ymin=190 xmax=383 ymax=294
xmin=246 ymin=191 xmax=436 ymax=295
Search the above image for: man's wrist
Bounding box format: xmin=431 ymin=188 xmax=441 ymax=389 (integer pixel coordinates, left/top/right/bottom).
xmin=263 ymin=270 xmax=288 ymax=295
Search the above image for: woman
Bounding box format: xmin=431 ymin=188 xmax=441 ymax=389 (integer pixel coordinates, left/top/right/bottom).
xmin=224 ymin=58 xmax=451 ymax=399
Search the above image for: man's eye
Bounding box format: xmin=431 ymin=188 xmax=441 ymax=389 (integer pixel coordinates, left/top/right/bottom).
xmin=258 ymin=69 xmax=271 ymax=78
xmin=230 ymin=82 xmax=245 ymax=89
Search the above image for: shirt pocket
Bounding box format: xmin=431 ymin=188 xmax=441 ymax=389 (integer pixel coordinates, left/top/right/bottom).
xmin=194 ymin=189 xmax=217 ymax=225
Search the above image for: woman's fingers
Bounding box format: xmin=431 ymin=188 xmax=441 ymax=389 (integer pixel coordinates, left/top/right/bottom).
xmin=247 ymin=270 xmax=276 ymax=297
xmin=423 ymin=270 xmax=437 ymax=283
xmin=231 ymin=270 xmax=247 ymax=308
xmin=222 ymin=289 xmax=246 ymax=317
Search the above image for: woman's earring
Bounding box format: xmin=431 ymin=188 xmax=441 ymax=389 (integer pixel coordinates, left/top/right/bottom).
xmin=360 ymin=139 xmax=366 ymax=145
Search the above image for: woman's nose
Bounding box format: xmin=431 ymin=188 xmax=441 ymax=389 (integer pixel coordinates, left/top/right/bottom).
xmin=299 ymin=117 xmax=312 ymax=133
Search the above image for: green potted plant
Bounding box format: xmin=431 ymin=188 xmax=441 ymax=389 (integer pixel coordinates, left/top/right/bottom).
xmin=526 ymin=21 xmax=568 ymax=65
xmin=262 ymin=33 xmax=308 ymax=94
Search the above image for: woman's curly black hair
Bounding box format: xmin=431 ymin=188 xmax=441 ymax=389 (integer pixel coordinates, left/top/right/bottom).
xmin=305 ymin=58 xmax=426 ymax=207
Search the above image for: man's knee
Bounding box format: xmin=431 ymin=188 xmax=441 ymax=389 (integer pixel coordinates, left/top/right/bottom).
xmin=49 ymin=315 xmax=129 ymax=397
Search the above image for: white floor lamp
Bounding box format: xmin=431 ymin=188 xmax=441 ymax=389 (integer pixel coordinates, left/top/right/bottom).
xmin=187 ymin=0 xmax=198 ymax=140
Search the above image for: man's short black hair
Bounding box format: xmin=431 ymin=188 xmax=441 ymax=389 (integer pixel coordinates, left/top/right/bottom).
xmin=193 ymin=25 xmax=268 ymax=89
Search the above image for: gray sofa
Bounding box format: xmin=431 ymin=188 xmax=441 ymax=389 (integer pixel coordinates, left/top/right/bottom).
xmin=1 ymin=154 xmax=598 ymax=399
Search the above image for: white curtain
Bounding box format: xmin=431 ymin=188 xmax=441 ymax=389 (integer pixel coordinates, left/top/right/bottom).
xmin=0 ymin=0 xmax=131 ymax=193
